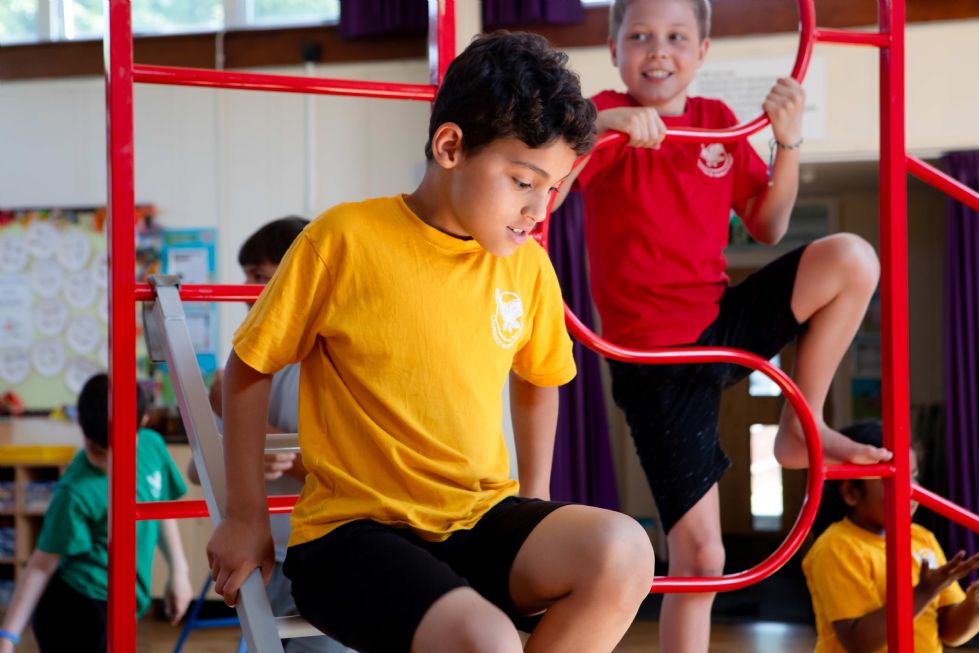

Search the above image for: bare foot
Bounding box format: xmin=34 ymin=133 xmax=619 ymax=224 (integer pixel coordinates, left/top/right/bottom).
xmin=774 ymin=417 xmax=893 ymax=469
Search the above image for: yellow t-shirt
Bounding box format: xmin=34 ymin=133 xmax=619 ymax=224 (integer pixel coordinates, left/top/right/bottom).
xmin=233 ymin=195 xmax=577 ymax=546
xmin=803 ymin=517 xmax=966 ymax=653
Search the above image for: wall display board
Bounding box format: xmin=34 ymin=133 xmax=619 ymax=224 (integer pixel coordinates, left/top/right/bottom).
xmin=0 ymin=207 xmax=157 ymax=411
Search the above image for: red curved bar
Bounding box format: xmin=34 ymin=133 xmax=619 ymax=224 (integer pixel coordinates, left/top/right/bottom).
xmin=134 ymin=495 xmax=299 ymax=521
xmin=134 ymin=64 xmax=437 ymax=102
xmin=555 ymin=308 xmax=825 ymax=592
xmin=912 ymin=485 xmax=979 ymax=534
xmin=814 ymin=28 xmax=890 ymax=47
xmin=907 ymin=155 xmax=979 ymax=213
xmin=134 ymin=283 xmax=262 ymax=302
xmin=650 ymin=0 xmax=815 ymax=143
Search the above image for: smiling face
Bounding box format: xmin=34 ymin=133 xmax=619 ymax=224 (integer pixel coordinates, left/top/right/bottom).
xmin=610 ymin=0 xmax=710 ymax=115
xmin=415 ymin=124 xmax=578 ymax=258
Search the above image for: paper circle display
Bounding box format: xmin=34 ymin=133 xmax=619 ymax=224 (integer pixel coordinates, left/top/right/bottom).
xmin=31 ymin=339 xmax=66 ymax=377
xmin=32 ymin=298 xmax=69 ymax=337
xmin=66 ymin=315 xmax=102 ymax=354
xmin=91 ymin=250 xmax=108 ymax=288
xmin=97 ymin=291 xmax=108 ymax=324
xmin=25 ymin=220 xmax=59 ymax=259
xmin=0 ymin=347 xmax=31 ymax=385
xmin=56 ymin=230 xmax=92 ymax=271
xmin=30 ymin=260 xmax=65 ymax=299
xmin=98 ymin=342 xmax=108 ymax=369
xmin=0 ymin=233 xmax=29 ymax=274
xmin=65 ymin=357 xmax=101 ymax=394
xmin=63 ymin=268 xmax=98 ymax=310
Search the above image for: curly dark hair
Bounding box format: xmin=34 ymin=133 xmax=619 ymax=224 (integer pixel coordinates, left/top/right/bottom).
xmin=238 ymin=216 xmax=309 ymax=267
xmin=424 ymin=31 xmax=596 ymax=160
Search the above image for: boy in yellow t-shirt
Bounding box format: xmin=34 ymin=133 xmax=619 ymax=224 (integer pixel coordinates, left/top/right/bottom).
xmin=804 ymin=421 xmax=979 ymax=653
xmin=206 ymin=31 xmax=656 ymax=653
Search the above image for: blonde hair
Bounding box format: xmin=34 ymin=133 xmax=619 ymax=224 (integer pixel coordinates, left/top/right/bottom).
xmin=609 ymin=0 xmax=711 ymax=42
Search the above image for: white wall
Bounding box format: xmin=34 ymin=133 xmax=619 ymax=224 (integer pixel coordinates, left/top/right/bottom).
xmin=0 ymin=59 xmax=432 ymax=361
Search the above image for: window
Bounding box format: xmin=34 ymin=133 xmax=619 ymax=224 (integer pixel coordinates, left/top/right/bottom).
xmin=0 ymin=0 xmax=38 ymax=44
xmin=0 ymin=0 xmax=339 ymax=45
xmin=749 ymin=423 xmax=784 ymax=531
xmin=247 ymin=0 xmax=338 ymax=27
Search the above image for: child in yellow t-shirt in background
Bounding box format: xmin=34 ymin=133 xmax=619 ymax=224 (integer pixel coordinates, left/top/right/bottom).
xmin=803 ymin=421 xmax=979 ymax=653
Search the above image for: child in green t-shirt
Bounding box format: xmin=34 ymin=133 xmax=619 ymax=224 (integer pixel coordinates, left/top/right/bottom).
xmin=0 ymin=374 xmax=192 ymax=653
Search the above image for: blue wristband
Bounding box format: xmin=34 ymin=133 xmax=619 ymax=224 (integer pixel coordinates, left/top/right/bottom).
xmin=0 ymin=629 xmax=20 ymax=645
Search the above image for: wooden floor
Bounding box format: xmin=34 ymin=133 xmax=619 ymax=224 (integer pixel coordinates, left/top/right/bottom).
xmin=17 ymin=618 xmax=818 ymax=652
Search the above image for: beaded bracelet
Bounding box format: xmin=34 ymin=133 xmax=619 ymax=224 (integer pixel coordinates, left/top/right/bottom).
xmin=0 ymin=629 xmax=20 ymax=645
xmin=767 ymin=137 xmax=804 ymax=185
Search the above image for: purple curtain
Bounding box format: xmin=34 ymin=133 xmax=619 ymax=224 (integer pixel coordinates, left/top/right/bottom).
xmin=943 ymin=151 xmax=979 ymax=559
xmin=547 ymin=193 xmax=620 ymax=510
xmin=339 ymin=0 xmax=427 ymax=39
xmin=483 ymin=0 xmax=585 ymax=29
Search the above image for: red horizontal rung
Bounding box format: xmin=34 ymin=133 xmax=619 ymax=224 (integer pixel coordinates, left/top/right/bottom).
xmin=814 ymin=28 xmax=890 ymax=47
xmin=135 ymin=495 xmax=298 ymax=520
xmin=912 ymin=485 xmax=979 ymax=534
xmin=824 ymin=463 xmax=897 ymax=480
xmin=907 ymin=155 xmax=979 ymax=213
xmin=134 ymin=64 xmax=437 ymax=102
xmin=134 ymin=283 xmax=262 ymax=302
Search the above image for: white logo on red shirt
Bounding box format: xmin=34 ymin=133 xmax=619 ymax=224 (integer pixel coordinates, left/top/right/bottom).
xmin=697 ymin=143 xmax=734 ymax=178
xmin=491 ymin=288 xmax=524 ymax=349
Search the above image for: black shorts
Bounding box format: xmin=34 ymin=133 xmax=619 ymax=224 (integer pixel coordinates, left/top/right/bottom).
xmin=283 ymin=496 xmax=567 ymax=653
xmin=32 ymin=571 xmax=108 ymax=653
xmin=608 ymin=245 xmax=809 ymax=534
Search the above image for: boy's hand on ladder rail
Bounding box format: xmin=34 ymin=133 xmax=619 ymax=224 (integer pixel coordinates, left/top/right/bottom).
xmin=207 ymin=515 xmax=275 ymax=607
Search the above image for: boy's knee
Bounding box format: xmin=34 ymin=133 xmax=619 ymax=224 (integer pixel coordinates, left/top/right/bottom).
xmin=590 ymin=515 xmax=656 ymax=592
xmin=825 ymin=233 xmax=880 ymax=287
xmin=417 ymin=592 xmax=521 ymax=653
xmin=670 ymin=537 xmax=725 ymax=577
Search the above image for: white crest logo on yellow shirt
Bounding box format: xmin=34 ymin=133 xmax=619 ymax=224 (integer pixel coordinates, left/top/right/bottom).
xmin=697 ymin=143 xmax=733 ymax=178
xmin=913 ymin=547 xmax=939 ymax=570
xmin=492 ymin=288 xmax=524 ymax=349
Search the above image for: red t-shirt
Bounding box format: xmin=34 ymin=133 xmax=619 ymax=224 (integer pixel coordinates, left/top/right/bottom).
xmin=576 ymin=91 xmax=770 ymax=348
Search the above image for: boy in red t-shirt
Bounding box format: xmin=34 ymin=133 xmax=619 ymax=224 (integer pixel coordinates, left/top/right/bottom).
xmin=554 ymin=1 xmax=891 ymax=651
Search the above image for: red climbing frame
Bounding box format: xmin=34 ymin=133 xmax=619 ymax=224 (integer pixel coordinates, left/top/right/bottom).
xmin=104 ymin=1 xmax=979 ymax=651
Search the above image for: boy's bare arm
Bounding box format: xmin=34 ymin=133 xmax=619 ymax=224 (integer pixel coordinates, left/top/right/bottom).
xmin=206 ymin=349 xmax=275 ymax=606
xmin=509 ymin=371 xmax=559 ymax=500
xmin=0 ymin=549 xmax=60 ymax=651
xmin=552 ymin=107 xmax=665 ymax=211
xmin=158 ymin=519 xmax=193 ymax=625
xmin=742 ymin=78 xmax=806 ymax=245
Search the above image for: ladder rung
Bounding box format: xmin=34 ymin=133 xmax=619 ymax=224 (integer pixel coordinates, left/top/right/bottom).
xmin=276 ymin=616 xmax=322 ymax=640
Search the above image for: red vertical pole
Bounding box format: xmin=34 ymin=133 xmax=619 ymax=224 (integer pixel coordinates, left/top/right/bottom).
xmin=428 ymin=0 xmax=455 ymax=86
xmin=878 ymin=1 xmax=913 ymax=651
xmin=104 ymin=0 xmax=138 ymax=651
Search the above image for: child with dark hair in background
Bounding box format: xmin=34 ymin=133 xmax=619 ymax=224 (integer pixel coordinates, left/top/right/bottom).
xmin=804 ymin=421 xmax=979 ymax=653
xmin=0 ymin=374 xmax=190 ymax=653
xmin=207 ymin=31 xmax=655 ymax=653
